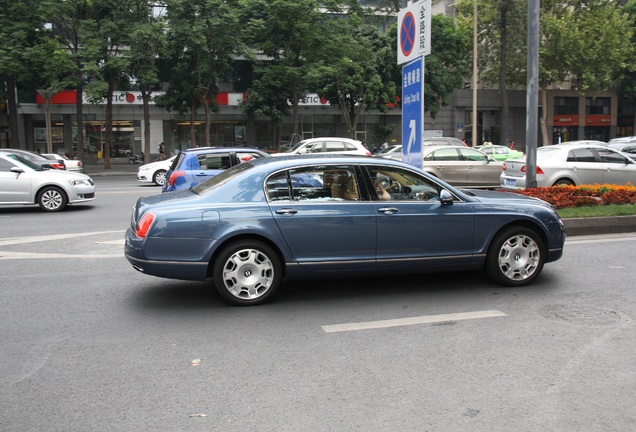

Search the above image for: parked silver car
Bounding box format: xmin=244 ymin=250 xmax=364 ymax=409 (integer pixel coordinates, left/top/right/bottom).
xmin=421 ymin=146 xmax=503 ymax=188
xmin=0 ymin=153 xmax=95 ymax=211
xmin=501 ymin=143 xmax=636 ymax=189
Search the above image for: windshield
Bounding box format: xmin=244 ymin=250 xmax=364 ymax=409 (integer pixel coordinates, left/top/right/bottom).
xmin=285 ymin=140 xmax=307 ymax=153
xmin=191 ymin=161 xmax=254 ymax=195
xmin=6 ymin=154 xmax=44 ymax=171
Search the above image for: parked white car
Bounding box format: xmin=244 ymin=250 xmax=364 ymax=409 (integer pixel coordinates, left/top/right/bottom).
xmin=274 ymin=137 xmax=371 ymax=156
xmin=0 ymin=153 xmax=95 ymax=211
xmin=501 ymin=143 xmax=636 ymax=189
xmin=137 ymin=156 xmax=176 ymax=186
xmin=42 ymin=153 xmax=83 ymax=172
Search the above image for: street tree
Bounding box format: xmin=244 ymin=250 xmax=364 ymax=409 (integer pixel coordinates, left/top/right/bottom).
xmin=128 ymin=1 xmax=166 ymax=163
xmin=241 ymin=0 xmax=333 ymax=145
xmin=82 ymin=0 xmax=135 ymax=169
xmin=0 ymin=0 xmax=44 ymax=147
xmin=457 ymin=0 xmax=634 ymax=146
xmin=42 ymin=0 xmax=95 ymax=161
xmin=160 ymin=0 xmax=243 ymax=148
xmin=311 ymin=7 xmax=397 ymax=140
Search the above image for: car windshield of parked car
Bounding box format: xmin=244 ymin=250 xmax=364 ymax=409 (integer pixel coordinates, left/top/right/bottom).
xmin=191 ymin=161 xmax=254 ymax=195
xmin=6 ymin=154 xmax=44 ymax=171
xmin=283 ymin=141 xmax=307 ymax=153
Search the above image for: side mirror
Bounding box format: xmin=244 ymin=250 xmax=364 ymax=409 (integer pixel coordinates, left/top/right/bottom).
xmin=440 ymin=189 xmax=453 ymax=205
xmin=10 ymin=167 xmax=24 ymax=174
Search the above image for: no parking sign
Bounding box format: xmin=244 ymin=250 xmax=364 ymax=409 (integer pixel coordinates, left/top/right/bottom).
xmin=397 ymin=0 xmax=431 ymax=65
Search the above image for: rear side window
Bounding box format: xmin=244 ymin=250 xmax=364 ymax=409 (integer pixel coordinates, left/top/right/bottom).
xmin=324 ymin=141 xmax=346 ymax=152
xmin=426 ymin=148 xmax=459 ymax=161
xmin=197 ymin=153 xmax=231 ymax=170
xmin=567 ymin=148 xmax=596 ymax=162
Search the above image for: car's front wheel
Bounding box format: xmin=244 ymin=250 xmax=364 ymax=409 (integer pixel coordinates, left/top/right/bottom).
xmin=153 ymin=169 xmax=167 ymax=186
xmin=213 ymin=240 xmax=282 ymax=306
xmin=486 ymin=226 xmax=545 ymax=286
xmin=37 ymin=186 xmax=67 ymax=212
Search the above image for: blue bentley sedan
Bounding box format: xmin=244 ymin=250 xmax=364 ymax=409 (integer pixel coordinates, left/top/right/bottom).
xmin=125 ymin=155 xmax=565 ymax=305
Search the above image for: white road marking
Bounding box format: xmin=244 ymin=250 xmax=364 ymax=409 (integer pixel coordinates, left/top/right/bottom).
xmin=0 ymin=251 xmax=123 ymax=260
xmin=322 ymin=310 xmax=508 ymax=333
xmin=0 ymin=230 xmax=124 ymax=247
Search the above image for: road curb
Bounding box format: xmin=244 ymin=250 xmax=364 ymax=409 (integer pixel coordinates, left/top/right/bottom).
xmin=563 ymin=216 xmax=636 ymax=236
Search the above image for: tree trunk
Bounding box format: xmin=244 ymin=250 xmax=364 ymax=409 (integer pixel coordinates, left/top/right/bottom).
xmin=499 ymin=1 xmax=511 ymax=146
xmin=540 ymin=89 xmax=549 ymax=146
xmin=141 ymin=83 xmax=151 ymax=164
xmin=291 ymin=79 xmax=300 ymax=143
xmin=75 ymin=83 xmax=84 ymax=161
xmin=103 ymin=80 xmax=114 ymax=169
xmin=6 ymin=75 xmax=19 ymax=148
xmin=190 ymin=99 xmax=196 ymax=148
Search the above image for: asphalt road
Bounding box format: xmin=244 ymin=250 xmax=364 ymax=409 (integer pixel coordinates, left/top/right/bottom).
xmin=1 ymin=177 xmax=635 ymax=432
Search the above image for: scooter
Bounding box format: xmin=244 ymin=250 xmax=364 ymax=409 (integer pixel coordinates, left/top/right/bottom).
xmin=127 ymin=151 xmax=144 ymax=164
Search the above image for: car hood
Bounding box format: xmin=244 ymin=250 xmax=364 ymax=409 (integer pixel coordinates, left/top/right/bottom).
xmin=30 ymin=169 xmax=92 ymax=181
xmin=464 ymin=188 xmax=553 ymax=209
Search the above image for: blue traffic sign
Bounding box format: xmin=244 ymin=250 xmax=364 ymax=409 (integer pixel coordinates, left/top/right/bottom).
xmin=402 ymin=57 xmax=423 ymax=168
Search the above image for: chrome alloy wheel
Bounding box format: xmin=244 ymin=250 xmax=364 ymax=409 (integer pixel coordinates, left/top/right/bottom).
xmin=497 ymin=234 xmax=540 ymax=281
xmin=221 ymin=248 xmax=275 ymax=300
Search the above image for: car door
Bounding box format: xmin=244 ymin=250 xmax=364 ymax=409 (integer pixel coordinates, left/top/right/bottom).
xmin=0 ymin=158 xmax=33 ymax=203
xmin=459 ymin=147 xmax=503 ymax=188
xmin=365 ymin=165 xmax=476 ymax=269
xmin=566 ymin=148 xmax=605 ymax=184
xmin=596 ymin=147 xmax=636 ymax=185
xmin=267 ymin=164 xmax=377 ymax=271
xmin=422 ymin=147 xmax=467 ymax=185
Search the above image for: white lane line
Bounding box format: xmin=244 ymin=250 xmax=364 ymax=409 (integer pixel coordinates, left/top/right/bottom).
xmin=322 ymin=310 xmax=507 ymax=333
xmin=0 ymin=251 xmax=123 ymax=260
xmin=0 ymin=230 xmax=124 ymax=247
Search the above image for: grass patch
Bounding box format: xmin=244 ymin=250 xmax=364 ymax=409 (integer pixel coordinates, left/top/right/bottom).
xmin=557 ymin=204 xmax=636 ymax=219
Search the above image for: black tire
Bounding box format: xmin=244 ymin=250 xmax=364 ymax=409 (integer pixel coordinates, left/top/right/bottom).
xmin=212 ymin=240 xmax=282 ymax=306
xmin=37 ymin=186 xmax=67 ymax=212
xmin=153 ymin=169 xmax=167 ymax=186
xmin=553 ymin=178 xmax=575 ymax=186
xmin=485 ymin=226 xmax=545 ymax=286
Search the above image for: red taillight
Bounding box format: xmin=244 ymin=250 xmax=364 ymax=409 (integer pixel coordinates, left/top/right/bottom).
xmin=502 ymin=163 xmax=507 ymax=171
xmin=77 ymin=161 xmax=82 ymax=167
xmin=50 ymin=163 xmax=66 ymax=170
xmin=167 ymin=170 xmax=185 ymax=186
xmin=135 ymin=212 xmax=156 ymax=238
xmin=365 ymin=151 xmax=372 ymax=156
xmin=520 ymin=165 xmax=544 ymax=174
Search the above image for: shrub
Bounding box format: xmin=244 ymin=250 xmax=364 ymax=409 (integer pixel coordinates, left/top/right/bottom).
xmin=504 ymin=184 xmax=636 ymax=209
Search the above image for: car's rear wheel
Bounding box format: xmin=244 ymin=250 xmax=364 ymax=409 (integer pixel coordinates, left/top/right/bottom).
xmin=486 ymin=226 xmax=545 ymax=286
xmin=153 ymin=169 xmax=167 ymax=186
xmin=213 ymin=240 xmax=282 ymax=306
xmin=37 ymin=186 xmax=67 ymax=212
xmin=553 ymin=178 xmax=575 ymax=186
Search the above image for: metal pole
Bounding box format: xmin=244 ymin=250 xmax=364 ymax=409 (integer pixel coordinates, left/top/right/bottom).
xmin=45 ymin=100 xmax=53 ymax=153
xmin=525 ymin=0 xmax=540 ymax=188
xmin=472 ymin=0 xmax=478 ymax=147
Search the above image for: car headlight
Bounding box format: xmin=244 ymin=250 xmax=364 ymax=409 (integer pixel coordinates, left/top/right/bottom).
xmin=69 ymin=179 xmax=91 ymax=186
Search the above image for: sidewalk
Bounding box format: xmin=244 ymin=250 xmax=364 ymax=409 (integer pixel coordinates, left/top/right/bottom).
xmin=82 ymin=161 xmax=636 ymax=237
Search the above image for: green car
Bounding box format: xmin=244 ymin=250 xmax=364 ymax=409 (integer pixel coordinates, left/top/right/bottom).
xmin=476 ymin=145 xmax=524 ymax=161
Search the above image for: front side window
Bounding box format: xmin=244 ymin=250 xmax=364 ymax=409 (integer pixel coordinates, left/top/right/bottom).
xmin=460 ymin=148 xmax=489 ymax=162
xmin=597 ymin=148 xmax=628 ymax=164
xmin=366 ymin=166 xmax=442 ymax=202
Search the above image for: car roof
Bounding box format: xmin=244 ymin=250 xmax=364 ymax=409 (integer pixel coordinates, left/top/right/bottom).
xmin=177 ymin=146 xmax=266 ymax=154
xmin=297 ymin=137 xmax=361 ymax=143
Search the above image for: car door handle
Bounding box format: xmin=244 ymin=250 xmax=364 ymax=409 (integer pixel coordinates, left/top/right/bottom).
xmin=378 ymin=207 xmax=399 ymax=214
xmin=195 ymin=172 xmax=207 ymax=176
xmin=275 ymin=208 xmax=298 ymax=215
